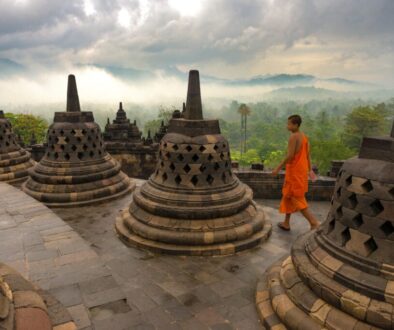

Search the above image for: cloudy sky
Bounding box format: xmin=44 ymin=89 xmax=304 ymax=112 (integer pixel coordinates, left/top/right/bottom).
xmin=0 ymin=0 xmax=393 ymax=105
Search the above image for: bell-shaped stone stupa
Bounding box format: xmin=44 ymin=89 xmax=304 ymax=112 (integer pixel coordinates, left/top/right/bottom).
xmin=22 ymin=75 xmax=134 ymax=207
xmin=115 ymin=70 xmax=272 ymax=255
xmin=256 ymin=121 xmax=394 ymax=329
xmin=0 ymin=110 xmax=34 ymax=184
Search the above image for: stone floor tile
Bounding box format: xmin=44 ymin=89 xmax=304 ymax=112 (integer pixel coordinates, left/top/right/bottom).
xmin=125 ymin=288 xmax=158 ymax=312
xmin=49 ymin=284 xmax=83 ymax=307
xmin=67 ymin=304 xmax=91 ymax=329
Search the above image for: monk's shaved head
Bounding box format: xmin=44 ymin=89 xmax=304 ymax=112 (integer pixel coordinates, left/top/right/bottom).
xmin=288 ymin=114 xmax=302 ymax=127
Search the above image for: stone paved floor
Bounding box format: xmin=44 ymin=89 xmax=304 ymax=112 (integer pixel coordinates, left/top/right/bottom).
xmin=0 ymin=181 xmax=330 ymax=330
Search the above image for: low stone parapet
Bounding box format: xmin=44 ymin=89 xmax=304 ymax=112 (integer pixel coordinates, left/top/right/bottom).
xmin=234 ymin=170 xmax=335 ymax=201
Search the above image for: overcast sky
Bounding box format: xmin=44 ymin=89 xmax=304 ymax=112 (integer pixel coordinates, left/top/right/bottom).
xmin=0 ymin=0 xmax=393 ymax=105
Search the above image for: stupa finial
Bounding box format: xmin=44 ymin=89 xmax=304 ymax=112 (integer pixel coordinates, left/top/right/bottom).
xmin=66 ymin=74 xmax=81 ymax=112
xmin=184 ymin=70 xmax=203 ymax=120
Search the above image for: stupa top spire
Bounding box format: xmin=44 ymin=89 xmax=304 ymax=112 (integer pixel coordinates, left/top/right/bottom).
xmin=184 ymin=70 xmax=203 ymax=120
xmin=66 ymin=74 xmax=81 ymax=113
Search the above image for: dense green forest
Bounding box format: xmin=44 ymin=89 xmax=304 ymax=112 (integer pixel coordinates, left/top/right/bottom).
xmin=144 ymin=98 xmax=394 ymax=174
xmin=5 ymin=98 xmax=394 ymax=175
xmin=218 ymin=99 xmax=394 ymax=174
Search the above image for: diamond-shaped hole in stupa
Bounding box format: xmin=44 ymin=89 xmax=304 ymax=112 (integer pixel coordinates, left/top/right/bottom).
xmin=22 ymin=74 xmax=135 ymax=207
xmin=115 ymin=70 xmax=272 ymax=256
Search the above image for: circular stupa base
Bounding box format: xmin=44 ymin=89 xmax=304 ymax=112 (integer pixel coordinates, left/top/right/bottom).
xmin=115 ymin=206 xmax=272 ymax=256
xmin=3 ymin=173 xmax=31 ymax=185
xmin=0 ymin=151 xmax=35 ymax=185
xmin=22 ymin=174 xmax=135 ymax=208
xmin=256 ymin=231 xmax=392 ymax=330
xmin=0 ymin=262 xmax=76 ymax=330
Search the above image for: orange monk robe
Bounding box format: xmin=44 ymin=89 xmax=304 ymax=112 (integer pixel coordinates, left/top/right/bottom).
xmin=279 ymin=134 xmax=309 ymax=214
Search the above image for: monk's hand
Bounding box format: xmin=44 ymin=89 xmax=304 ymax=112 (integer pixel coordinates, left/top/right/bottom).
xmin=272 ymin=167 xmax=280 ymax=176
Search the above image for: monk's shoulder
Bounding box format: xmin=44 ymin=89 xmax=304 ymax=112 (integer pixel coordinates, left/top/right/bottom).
xmin=289 ymin=132 xmax=298 ymax=140
xmin=289 ymin=132 xmax=302 ymax=141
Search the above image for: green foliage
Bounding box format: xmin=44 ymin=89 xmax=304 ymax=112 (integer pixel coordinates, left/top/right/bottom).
xmin=309 ymin=137 xmax=355 ymax=174
xmin=220 ymin=99 xmax=393 ymax=174
xmin=143 ymin=120 xmax=161 ymax=137
xmin=5 ymin=113 xmax=48 ymax=144
xmin=143 ymin=105 xmax=174 ymax=136
xmin=232 ymin=149 xmax=262 ymax=166
xmin=264 ymin=150 xmax=286 ymax=169
xmin=342 ymin=105 xmax=389 ymax=149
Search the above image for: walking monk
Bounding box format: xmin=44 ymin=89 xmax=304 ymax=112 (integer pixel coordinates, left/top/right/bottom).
xmin=272 ymin=114 xmax=320 ymax=231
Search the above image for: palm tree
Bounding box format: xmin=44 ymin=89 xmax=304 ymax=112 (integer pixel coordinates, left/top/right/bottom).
xmin=238 ymin=104 xmax=251 ymax=158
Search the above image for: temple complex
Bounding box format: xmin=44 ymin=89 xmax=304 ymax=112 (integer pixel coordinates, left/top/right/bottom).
xmin=0 ymin=110 xmax=34 ymax=184
xmin=22 ymin=75 xmax=134 ymax=207
xmin=103 ymin=102 xmax=159 ymax=179
xmin=115 ymin=70 xmax=272 ymax=255
xmin=256 ymin=121 xmax=394 ymax=329
xmin=103 ymin=102 xmax=142 ymax=143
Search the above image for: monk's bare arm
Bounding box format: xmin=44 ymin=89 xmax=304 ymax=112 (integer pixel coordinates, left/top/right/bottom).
xmin=307 ymin=141 xmax=312 ymax=171
xmin=272 ymin=134 xmax=297 ymax=174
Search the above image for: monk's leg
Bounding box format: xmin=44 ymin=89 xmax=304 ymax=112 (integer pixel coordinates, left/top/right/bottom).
xmin=279 ymin=213 xmax=291 ymax=230
xmin=300 ymin=208 xmax=320 ymax=230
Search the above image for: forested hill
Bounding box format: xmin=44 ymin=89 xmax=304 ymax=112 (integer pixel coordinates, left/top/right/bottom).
xmin=4 ymin=97 xmax=394 ymax=175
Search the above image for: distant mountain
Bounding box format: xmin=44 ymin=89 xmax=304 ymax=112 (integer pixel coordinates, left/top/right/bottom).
xmin=229 ymin=74 xmax=316 ymax=86
xmin=263 ymin=86 xmax=394 ymax=101
xmin=90 ymin=64 xmax=381 ymax=92
xmin=264 ymin=86 xmax=340 ymax=100
xmin=324 ymin=77 xmax=359 ymax=85
xmin=1 ymin=60 xmax=390 ymax=102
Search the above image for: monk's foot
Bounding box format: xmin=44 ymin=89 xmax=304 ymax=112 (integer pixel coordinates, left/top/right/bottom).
xmin=310 ymin=222 xmax=320 ymax=230
xmin=278 ymin=222 xmax=290 ymax=231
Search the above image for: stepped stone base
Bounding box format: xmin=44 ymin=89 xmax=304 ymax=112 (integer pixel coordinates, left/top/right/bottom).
xmin=256 ymin=232 xmax=393 ymax=330
xmin=115 ymin=206 xmax=272 ymax=256
xmin=0 ymin=263 xmax=76 ymax=330
xmin=0 ymin=110 xmax=35 ymax=185
xmin=24 ymin=175 xmax=135 ymax=208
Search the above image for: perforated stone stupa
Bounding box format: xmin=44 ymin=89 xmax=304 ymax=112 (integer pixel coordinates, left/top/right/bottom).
xmin=0 ymin=110 xmax=34 ymax=184
xmin=22 ymin=75 xmax=134 ymax=207
xmin=256 ymin=121 xmax=394 ymax=329
xmin=115 ymin=70 xmax=272 ymax=255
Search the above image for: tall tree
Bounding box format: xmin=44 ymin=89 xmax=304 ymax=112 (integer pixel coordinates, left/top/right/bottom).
xmin=238 ymin=104 xmax=251 ymax=157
